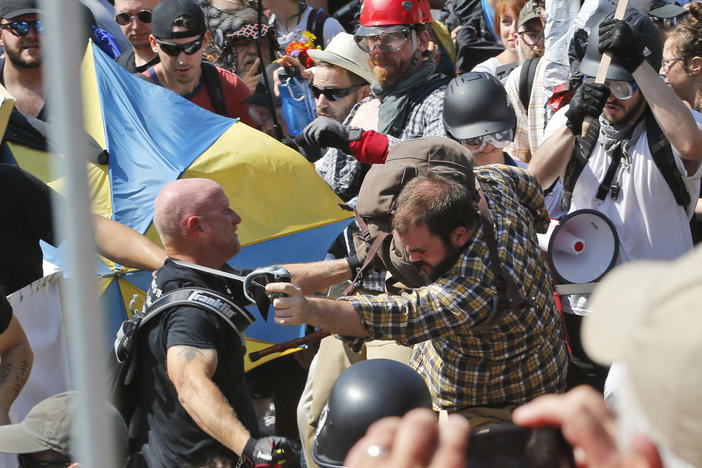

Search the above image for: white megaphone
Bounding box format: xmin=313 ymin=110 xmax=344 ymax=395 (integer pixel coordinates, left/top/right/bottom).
xmin=537 ymin=209 xmax=619 ymax=284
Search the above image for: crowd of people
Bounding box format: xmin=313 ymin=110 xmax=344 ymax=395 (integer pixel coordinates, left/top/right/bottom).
xmin=1 ymin=0 xmax=702 ymax=466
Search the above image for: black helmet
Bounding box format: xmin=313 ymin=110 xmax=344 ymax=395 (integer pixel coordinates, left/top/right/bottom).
xmin=580 ymin=9 xmax=662 ymax=81
xmin=443 ymin=72 xmax=517 ymax=141
xmin=311 ymin=359 xmax=432 ymax=468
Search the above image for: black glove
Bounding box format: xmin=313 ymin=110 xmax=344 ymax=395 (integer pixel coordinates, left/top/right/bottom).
xmin=241 ymin=436 xmax=301 ymax=468
xmin=598 ymin=18 xmax=644 ymax=73
xmin=565 ymin=83 xmax=611 ymax=135
xmin=297 ymin=116 xmax=362 ymax=152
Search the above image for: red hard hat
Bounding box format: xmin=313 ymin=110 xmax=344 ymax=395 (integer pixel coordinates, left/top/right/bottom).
xmin=358 ymin=0 xmax=432 ymax=27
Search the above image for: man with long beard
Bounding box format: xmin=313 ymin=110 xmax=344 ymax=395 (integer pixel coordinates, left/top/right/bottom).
xmin=296 ymin=0 xmax=448 ymax=202
xmin=0 ymin=0 xmax=44 ymax=119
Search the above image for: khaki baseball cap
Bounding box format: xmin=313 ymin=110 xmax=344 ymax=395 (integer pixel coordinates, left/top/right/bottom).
xmin=307 ymin=32 xmax=374 ymax=85
xmin=518 ymin=0 xmax=540 ymax=28
xmin=0 ymin=392 xmax=128 ymax=460
xmin=583 ymin=245 xmax=702 ymax=467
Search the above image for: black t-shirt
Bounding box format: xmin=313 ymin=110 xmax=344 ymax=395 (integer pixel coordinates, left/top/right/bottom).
xmin=115 ymin=49 xmax=160 ymax=74
xmin=0 ymin=286 xmax=12 ymax=335
xmin=0 ymin=164 xmax=57 ymax=294
xmin=129 ymin=259 xmax=259 ymax=467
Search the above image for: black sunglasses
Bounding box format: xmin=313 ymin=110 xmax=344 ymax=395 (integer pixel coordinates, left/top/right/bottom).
xmin=0 ymin=19 xmax=44 ymax=36
xmin=310 ymin=84 xmax=363 ymax=101
xmin=156 ymin=35 xmax=205 ymax=56
xmin=17 ymin=454 xmax=71 ymax=468
xmin=115 ymin=9 xmax=152 ymax=26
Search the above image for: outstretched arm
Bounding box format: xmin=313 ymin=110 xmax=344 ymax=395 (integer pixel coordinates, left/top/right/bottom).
xmin=283 ymin=258 xmax=353 ymax=296
xmin=167 ymin=345 xmax=251 ymax=455
xmin=0 ymin=315 xmax=33 ymax=425
xmin=93 ymin=215 xmax=167 ymax=271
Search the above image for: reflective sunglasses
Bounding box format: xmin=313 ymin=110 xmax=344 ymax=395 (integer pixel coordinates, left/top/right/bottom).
xmin=156 ymin=35 xmax=205 ymax=56
xmin=354 ymin=28 xmax=412 ymax=53
xmin=460 ymin=128 xmax=514 ymax=152
xmin=115 ymin=9 xmax=152 ymax=26
xmin=0 ymin=19 xmax=44 ymax=36
xmin=17 ymin=454 xmax=71 ymax=468
xmin=650 ymin=12 xmax=688 ymax=30
xmin=311 ymin=84 xmax=363 ymax=101
xmin=517 ymin=30 xmax=544 ymax=46
xmin=583 ymin=76 xmax=638 ymax=100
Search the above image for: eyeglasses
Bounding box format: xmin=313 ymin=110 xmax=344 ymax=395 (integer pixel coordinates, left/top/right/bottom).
xmin=0 ymin=19 xmax=44 ymax=36
xmin=115 ymin=9 xmax=152 ymax=26
xmin=460 ymin=128 xmax=513 ymax=152
xmin=661 ymin=57 xmax=683 ymax=72
xmin=17 ymin=454 xmax=71 ymax=468
xmin=583 ymin=76 xmax=639 ymax=100
xmin=516 ymin=30 xmax=544 ymax=46
xmin=156 ymin=35 xmax=205 ymax=56
xmin=311 ymin=84 xmax=363 ymax=101
xmin=354 ymin=28 xmax=412 ymax=53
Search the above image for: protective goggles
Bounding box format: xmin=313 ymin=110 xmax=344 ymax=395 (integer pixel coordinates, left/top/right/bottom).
xmin=583 ymin=76 xmax=638 ymax=100
xmin=115 ymin=9 xmax=152 ymax=26
xmin=156 ymin=35 xmax=205 ymax=56
xmin=0 ymin=19 xmax=43 ymax=36
xmin=354 ymin=26 xmax=412 ymax=53
xmin=311 ymin=84 xmax=363 ymax=101
xmin=460 ymin=128 xmax=513 ymax=152
xmin=17 ymin=454 xmax=71 ymax=468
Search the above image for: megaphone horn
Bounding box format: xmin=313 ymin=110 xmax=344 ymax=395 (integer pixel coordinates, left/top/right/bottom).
xmin=539 ymin=209 xmax=619 ymax=284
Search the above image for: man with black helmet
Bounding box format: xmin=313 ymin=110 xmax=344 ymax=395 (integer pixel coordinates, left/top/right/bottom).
xmin=529 ymin=9 xmax=702 ymax=392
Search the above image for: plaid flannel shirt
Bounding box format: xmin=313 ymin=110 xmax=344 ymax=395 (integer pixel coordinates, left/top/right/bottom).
xmin=342 ymin=165 xmax=568 ymax=410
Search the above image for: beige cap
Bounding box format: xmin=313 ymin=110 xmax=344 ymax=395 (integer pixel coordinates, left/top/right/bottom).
xmin=583 ymin=245 xmax=702 ymax=467
xmin=307 ymin=32 xmax=374 ymax=85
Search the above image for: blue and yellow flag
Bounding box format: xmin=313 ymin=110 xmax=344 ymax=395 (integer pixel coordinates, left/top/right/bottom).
xmin=14 ymin=43 xmax=352 ymax=369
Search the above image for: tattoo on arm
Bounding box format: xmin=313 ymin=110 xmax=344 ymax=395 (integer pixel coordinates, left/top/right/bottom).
xmin=0 ymin=359 xmax=30 ymax=399
xmin=178 ymin=346 xmax=206 ymax=364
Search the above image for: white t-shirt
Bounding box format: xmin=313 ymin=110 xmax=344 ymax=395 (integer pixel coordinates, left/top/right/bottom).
xmin=271 ymin=6 xmax=344 ymax=51
xmin=545 ymin=107 xmax=702 ymax=266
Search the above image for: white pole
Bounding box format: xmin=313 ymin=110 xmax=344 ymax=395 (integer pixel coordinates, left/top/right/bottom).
xmin=40 ymin=1 xmax=118 ymax=466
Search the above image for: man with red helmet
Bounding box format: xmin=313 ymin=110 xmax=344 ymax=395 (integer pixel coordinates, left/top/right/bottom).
xmin=305 ymin=0 xmax=449 ymax=202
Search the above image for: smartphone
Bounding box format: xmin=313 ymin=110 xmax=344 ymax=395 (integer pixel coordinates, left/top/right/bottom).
xmin=466 ymin=425 xmax=575 ymax=468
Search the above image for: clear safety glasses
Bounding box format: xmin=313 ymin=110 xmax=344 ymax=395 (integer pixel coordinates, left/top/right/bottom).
xmin=354 ymin=27 xmax=412 ymax=53
xmin=583 ymin=76 xmax=639 ymax=100
xmin=460 ymin=128 xmax=514 ymax=152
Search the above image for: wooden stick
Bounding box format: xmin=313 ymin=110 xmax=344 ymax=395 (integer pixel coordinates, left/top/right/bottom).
xmin=580 ymin=0 xmax=631 ymax=138
xmin=248 ymin=330 xmax=331 ymax=362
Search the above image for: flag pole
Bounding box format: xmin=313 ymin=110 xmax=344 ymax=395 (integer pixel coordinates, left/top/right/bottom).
xmin=41 ymin=1 xmax=118 ymax=466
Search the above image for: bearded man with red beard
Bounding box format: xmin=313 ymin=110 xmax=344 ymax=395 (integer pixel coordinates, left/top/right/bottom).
xmin=296 ymin=0 xmax=449 ymax=202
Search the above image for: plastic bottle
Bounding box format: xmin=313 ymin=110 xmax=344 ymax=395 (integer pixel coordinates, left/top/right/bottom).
xmin=278 ymin=66 xmax=316 ymax=137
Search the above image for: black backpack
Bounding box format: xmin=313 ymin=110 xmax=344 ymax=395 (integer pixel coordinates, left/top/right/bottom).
xmin=306 ymin=7 xmax=330 ymax=49
xmin=108 ymin=287 xmax=254 ymax=441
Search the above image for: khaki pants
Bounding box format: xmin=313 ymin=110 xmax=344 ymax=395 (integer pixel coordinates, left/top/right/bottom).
xmin=297 ymin=336 xmax=412 ymax=468
xmin=451 ymin=404 xmax=517 ymax=433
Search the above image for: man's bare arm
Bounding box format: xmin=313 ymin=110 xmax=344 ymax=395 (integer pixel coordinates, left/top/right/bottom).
xmin=283 ymin=258 xmax=353 ymax=295
xmin=94 ymin=215 xmax=167 ymax=271
xmin=0 ymin=316 xmax=33 ymax=425
xmin=527 ymin=125 xmax=575 ymax=190
xmin=166 ymin=345 xmax=251 ymax=455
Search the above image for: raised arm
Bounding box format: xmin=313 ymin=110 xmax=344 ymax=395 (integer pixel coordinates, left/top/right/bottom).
xmin=93 ymin=215 xmax=167 ymax=271
xmin=283 ymin=258 xmax=353 ymax=296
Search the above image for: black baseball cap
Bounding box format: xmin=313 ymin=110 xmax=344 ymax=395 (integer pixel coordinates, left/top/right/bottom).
xmin=0 ymin=0 xmax=40 ymax=19
xmin=152 ymin=0 xmax=206 ymax=39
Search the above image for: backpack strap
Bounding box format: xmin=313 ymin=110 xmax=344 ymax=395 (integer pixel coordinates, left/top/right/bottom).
xmin=471 ymin=180 xmax=524 ymax=331
xmin=306 ymin=7 xmax=329 ymax=49
xmin=645 ymin=111 xmax=691 ymax=209
xmin=561 ymin=118 xmax=600 ymax=211
xmin=341 ymin=208 xmax=388 ymax=296
xmin=518 ymin=57 xmax=540 ymax=110
xmin=201 ymin=62 xmax=228 ymax=117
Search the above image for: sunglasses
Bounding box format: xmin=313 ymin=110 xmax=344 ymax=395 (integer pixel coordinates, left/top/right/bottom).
xmin=156 ymin=35 xmax=205 ymax=56
xmin=115 ymin=9 xmax=152 ymax=26
xmin=17 ymin=454 xmax=71 ymax=468
xmin=583 ymin=76 xmax=638 ymax=100
xmin=311 ymin=84 xmax=363 ymax=101
xmin=354 ymin=28 xmax=412 ymax=53
xmin=0 ymin=19 xmax=44 ymax=36
xmin=650 ymin=12 xmax=688 ymax=30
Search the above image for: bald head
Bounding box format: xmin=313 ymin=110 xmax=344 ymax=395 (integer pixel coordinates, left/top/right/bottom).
xmin=154 ymin=178 xmax=224 ymax=243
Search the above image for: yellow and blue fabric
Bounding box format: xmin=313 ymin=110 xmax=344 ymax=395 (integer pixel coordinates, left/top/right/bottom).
xmin=9 ymin=42 xmax=352 ymax=369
